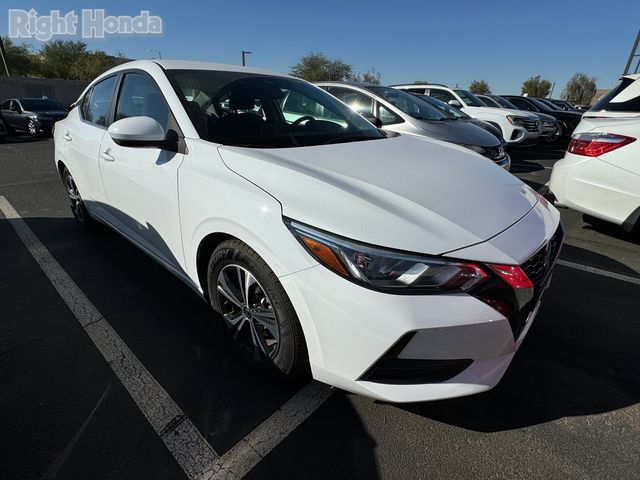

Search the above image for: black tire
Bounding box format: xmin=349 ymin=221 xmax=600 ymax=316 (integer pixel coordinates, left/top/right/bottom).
xmin=207 ymin=239 xmax=309 ymax=379
xmin=62 ymin=167 xmax=96 ymax=230
xmin=27 ymin=118 xmax=38 ymax=137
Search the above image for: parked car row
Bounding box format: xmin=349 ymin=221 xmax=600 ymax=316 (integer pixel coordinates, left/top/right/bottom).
xmin=0 ymin=97 xmax=69 ymax=137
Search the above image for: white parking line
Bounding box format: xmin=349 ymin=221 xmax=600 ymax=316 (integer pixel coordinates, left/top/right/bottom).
xmin=1 ymin=194 xmax=335 ymax=479
xmin=0 ymin=196 xmax=221 ymax=480
xmin=557 ymin=259 xmax=640 ymax=286
xmin=212 ymin=382 xmax=333 ymax=480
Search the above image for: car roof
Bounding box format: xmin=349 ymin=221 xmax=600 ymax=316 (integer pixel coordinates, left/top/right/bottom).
xmin=315 ymin=80 xmax=381 ymax=88
xmin=390 ymin=83 xmax=452 ymax=89
xmin=105 ymin=59 xmax=291 ymax=79
xmin=622 ymin=73 xmax=640 ymax=80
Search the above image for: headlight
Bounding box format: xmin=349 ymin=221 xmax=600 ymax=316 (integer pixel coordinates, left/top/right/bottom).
xmin=460 ymin=144 xmax=486 ymax=156
xmin=286 ymin=219 xmax=491 ymax=293
xmin=506 ymin=115 xmax=530 ymax=126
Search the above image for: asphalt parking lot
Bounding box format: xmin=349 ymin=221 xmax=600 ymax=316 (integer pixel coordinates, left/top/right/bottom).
xmin=1 ymin=137 xmax=639 ymax=480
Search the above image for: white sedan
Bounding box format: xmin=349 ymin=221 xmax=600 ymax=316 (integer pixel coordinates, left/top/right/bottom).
xmin=54 ymin=60 xmax=562 ymax=403
xmin=550 ymin=117 xmax=640 ymax=232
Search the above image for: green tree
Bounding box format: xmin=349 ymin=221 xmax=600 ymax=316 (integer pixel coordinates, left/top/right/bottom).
xmin=356 ymin=68 xmax=381 ymax=85
xmin=39 ymin=40 xmax=88 ymax=79
xmin=0 ymin=37 xmax=39 ymax=76
xmin=290 ymin=52 xmax=354 ymax=82
xmin=521 ymin=75 xmax=552 ymax=97
xmin=70 ymin=51 xmax=123 ymax=81
xmin=468 ymin=79 xmax=491 ymax=94
xmin=561 ymin=73 xmax=597 ymax=105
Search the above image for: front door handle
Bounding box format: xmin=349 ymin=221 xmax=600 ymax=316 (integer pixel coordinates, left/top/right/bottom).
xmin=62 ymin=132 xmax=72 ymax=141
xmin=100 ymin=150 xmax=115 ymax=162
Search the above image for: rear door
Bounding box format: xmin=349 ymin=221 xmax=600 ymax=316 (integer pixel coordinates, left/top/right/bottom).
xmin=98 ymin=71 xmax=186 ymax=270
xmin=59 ymin=76 xmax=117 ymax=210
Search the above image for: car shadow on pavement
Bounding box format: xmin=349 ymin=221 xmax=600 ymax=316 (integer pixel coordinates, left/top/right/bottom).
xmin=582 ymin=215 xmax=640 ymax=247
xmin=396 ymin=243 xmax=640 ymax=432
xmin=1 ymin=134 xmax=50 ymax=144
xmin=0 ymin=213 xmax=379 ymax=478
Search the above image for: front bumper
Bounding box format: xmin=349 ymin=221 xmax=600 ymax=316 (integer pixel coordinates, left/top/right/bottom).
xmin=280 ymin=202 xmax=561 ymax=403
xmin=550 ymin=151 xmax=640 ymax=226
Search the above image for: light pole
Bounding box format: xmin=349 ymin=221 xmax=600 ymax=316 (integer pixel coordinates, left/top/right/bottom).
xmin=0 ymin=36 xmax=10 ymax=76
xmin=147 ymin=49 xmax=162 ymax=59
xmin=242 ymin=50 xmax=252 ymax=67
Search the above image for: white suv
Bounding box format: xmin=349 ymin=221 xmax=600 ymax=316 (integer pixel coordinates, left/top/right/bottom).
xmin=393 ymin=84 xmax=540 ymax=146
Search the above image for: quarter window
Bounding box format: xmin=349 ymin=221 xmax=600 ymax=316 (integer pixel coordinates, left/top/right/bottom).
xmin=115 ymin=73 xmax=170 ymax=130
xmin=377 ymin=104 xmax=400 ymax=125
xmin=85 ymin=76 xmax=117 ymax=126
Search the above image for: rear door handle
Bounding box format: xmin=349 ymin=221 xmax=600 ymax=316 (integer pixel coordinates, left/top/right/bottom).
xmin=100 ymin=150 xmax=115 ymax=162
xmin=62 ymin=132 xmax=72 ymax=141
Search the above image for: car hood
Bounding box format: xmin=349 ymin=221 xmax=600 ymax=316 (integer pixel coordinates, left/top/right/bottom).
xmin=415 ymin=119 xmax=501 ymax=147
xmin=218 ymin=134 xmax=538 ymax=255
xmin=534 ymin=112 xmax=557 ymax=122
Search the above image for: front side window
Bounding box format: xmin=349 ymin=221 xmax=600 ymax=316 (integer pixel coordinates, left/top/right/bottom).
xmin=367 ymin=86 xmax=448 ymax=121
xmin=85 ymin=76 xmax=118 ymax=126
xmin=493 ymin=96 xmax=518 ymax=109
xmin=327 ymin=87 xmax=374 ymax=115
xmin=115 ymin=73 xmax=170 ymax=131
xmin=166 ymin=70 xmax=384 ymax=147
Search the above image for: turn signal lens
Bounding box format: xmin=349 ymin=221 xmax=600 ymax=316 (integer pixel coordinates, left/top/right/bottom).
xmin=489 ymin=264 xmax=533 ymax=289
xmin=299 ymin=235 xmax=349 ymax=276
xmin=568 ymin=133 xmax=636 ymax=157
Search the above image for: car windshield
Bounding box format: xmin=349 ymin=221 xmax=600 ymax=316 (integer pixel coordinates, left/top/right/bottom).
xmin=492 ymin=96 xmax=519 ymax=109
xmin=366 ymin=86 xmax=448 ymax=120
xmin=417 ymin=95 xmax=469 ymax=118
xmin=20 ymin=99 xmax=67 ymax=111
xmin=454 ymin=89 xmax=486 ymax=107
xmin=165 ymin=70 xmax=385 ymax=148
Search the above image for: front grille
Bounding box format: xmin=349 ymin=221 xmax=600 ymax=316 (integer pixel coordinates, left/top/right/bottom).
xmin=522 ymin=224 xmax=565 ymax=289
xmin=517 ymin=119 xmax=539 ymax=133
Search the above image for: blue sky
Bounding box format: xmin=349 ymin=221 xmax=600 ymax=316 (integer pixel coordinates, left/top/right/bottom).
xmin=2 ymin=0 xmax=639 ymax=94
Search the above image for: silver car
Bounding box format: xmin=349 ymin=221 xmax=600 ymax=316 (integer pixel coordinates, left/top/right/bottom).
xmin=316 ymin=81 xmax=510 ymax=170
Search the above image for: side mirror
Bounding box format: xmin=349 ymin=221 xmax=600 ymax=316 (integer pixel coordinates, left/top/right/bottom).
xmin=361 ymin=112 xmax=383 ymax=128
xmin=448 ymin=99 xmax=462 ymax=108
xmin=108 ymin=116 xmax=166 ymax=148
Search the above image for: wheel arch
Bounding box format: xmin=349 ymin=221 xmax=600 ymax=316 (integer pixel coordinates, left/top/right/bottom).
xmin=195 ymin=231 xmax=236 ymax=301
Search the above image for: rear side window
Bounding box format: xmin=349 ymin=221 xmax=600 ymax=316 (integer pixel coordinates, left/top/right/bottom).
xmin=591 ymin=77 xmax=640 ymax=112
xmin=327 ymin=87 xmax=374 ymax=115
xmin=115 ymin=73 xmax=170 ymax=130
xmin=428 ymin=88 xmax=456 ymax=103
xmin=84 ymin=76 xmax=117 ymax=126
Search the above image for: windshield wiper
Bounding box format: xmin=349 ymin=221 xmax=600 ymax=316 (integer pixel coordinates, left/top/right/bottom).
xmin=321 ymin=134 xmax=380 ymax=145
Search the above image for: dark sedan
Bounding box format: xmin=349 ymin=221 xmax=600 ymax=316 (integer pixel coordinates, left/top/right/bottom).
xmin=0 ymin=98 xmax=69 ymax=136
xmin=501 ymin=95 xmax=582 ymax=139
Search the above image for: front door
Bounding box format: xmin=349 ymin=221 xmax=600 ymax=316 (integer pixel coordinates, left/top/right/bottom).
xmin=98 ymin=72 xmax=186 ymax=271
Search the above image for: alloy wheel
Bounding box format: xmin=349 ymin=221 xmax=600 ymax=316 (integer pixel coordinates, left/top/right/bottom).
xmin=28 ymin=120 xmax=37 ymax=136
xmin=65 ymin=173 xmax=85 ymax=223
xmin=216 ymin=264 xmax=280 ymax=360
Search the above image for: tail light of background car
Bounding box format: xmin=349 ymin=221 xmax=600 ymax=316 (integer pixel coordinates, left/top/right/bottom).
xmin=568 ymin=133 xmax=636 ymax=157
